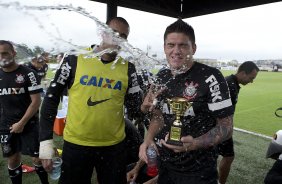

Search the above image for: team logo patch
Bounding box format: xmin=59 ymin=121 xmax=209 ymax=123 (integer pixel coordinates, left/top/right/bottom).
xmin=183 ymin=81 xmax=198 ymax=100
xmin=2 ymin=144 xmax=11 ymax=154
xmin=15 ymin=74 xmax=25 ymax=83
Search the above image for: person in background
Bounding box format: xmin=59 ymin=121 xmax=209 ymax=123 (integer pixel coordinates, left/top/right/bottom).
xmin=264 ymin=130 xmax=282 ymax=184
xmin=41 ymin=52 xmax=50 ymax=64
xmin=0 ymin=40 xmax=49 ymax=184
xmin=139 ymin=19 xmax=233 ymax=184
xmin=133 ymin=69 xmax=154 ymax=139
xmin=39 ymin=17 xmax=143 ymax=184
xmin=24 ymin=55 xmax=48 ymax=83
xmin=218 ymin=61 xmax=259 ymax=184
xmin=56 ymin=53 xmax=65 ymax=64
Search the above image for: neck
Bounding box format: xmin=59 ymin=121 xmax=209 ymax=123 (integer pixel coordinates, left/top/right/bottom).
xmin=234 ymin=73 xmax=243 ymax=84
xmin=171 ymin=60 xmax=194 ymax=76
xmin=101 ymin=53 xmax=117 ymax=63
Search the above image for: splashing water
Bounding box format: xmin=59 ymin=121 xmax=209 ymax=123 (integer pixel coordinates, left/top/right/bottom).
xmin=0 ymin=59 xmax=13 ymax=67
xmin=0 ymin=1 xmax=162 ymax=73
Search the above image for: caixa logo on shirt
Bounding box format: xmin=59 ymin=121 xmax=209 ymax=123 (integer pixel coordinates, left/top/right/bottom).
xmin=80 ymin=75 xmax=122 ymax=90
xmin=0 ymin=87 xmax=25 ymax=95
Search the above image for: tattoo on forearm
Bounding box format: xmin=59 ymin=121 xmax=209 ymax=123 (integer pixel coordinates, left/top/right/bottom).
xmin=196 ymin=116 xmax=233 ymax=149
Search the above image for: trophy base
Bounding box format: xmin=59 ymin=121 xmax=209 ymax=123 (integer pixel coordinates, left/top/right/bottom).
xmin=166 ymin=139 xmax=183 ymax=146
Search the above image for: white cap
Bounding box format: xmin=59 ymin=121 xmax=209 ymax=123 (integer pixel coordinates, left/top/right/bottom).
xmin=266 ymin=130 xmax=282 ymax=159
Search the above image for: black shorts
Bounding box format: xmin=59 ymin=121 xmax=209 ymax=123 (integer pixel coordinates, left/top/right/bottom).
xmin=217 ymin=137 xmax=234 ymax=157
xmin=158 ymin=165 xmax=218 ymax=184
xmin=59 ymin=140 xmax=127 ymax=184
xmin=0 ymin=121 xmax=40 ymax=157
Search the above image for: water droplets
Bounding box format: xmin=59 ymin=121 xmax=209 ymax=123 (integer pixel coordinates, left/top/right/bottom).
xmin=50 ymin=83 xmax=57 ymax=87
xmin=0 ymin=1 xmax=165 ymax=81
xmin=47 ymin=93 xmax=53 ymax=98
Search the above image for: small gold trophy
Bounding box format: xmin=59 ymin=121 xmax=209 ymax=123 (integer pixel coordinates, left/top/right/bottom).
xmin=167 ymin=97 xmax=192 ymax=146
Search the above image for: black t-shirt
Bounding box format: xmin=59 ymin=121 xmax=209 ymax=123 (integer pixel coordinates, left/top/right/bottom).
xmin=0 ymin=65 xmax=42 ymax=131
xmin=225 ymin=74 xmax=240 ymax=112
xmin=24 ymin=62 xmax=48 ymax=82
xmin=155 ymin=62 xmax=233 ymax=173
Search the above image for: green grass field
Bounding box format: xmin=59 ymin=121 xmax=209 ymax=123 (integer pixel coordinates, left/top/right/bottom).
xmin=0 ymin=69 xmax=281 ymax=183
xmin=221 ymin=70 xmax=282 ymax=136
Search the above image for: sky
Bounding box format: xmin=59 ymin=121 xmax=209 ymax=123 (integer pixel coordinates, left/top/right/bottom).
xmin=1 ymin=0 xmax=282 ymax=62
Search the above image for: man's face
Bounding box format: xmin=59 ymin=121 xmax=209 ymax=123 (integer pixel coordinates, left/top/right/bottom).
xmin=0 ymin=44 xmax=16 ymax=68
xmin=32 ymin=57 xmax=46 ymax=70
xmin=101 ymin=20 xmax=129 ymax=60
xmin=108 ymin=20 xmax=129 ymax=40
xmin=241 ymin=69 xmax=258 ymax=85
xmin=164 ymin=33 xmax=196 ymax=70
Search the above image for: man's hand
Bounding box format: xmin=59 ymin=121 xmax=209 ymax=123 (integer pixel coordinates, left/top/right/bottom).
xmin=39 ymin=140 xmax=56 ymax=172
xmin=139 ymin=140 xmax=158 ymax=164
xmin=126 ymin=166 xmax=139 ymax=183
xmin=141 ymin=84 xmax=166 ymax=113
xmin=10 ymin=122 xmax=25 ymax=133
xmin=41 ymin=159 xmax=53 ymax=172
xmin=160 ymin=133 xmax=196 ymax=152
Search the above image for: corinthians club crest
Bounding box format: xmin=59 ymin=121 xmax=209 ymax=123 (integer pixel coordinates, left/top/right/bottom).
xmin=15 ymin=74 xmax=25 ymax=83
xmin=183 ymin=81 xmax=198 ymax=100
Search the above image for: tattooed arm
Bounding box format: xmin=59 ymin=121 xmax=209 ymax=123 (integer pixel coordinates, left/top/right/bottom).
xmin=193 ymin=115 xmax=233 ymax=149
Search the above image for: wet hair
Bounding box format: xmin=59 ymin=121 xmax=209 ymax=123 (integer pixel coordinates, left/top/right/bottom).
xmin=237 ymin=61 xmax=259 ymax=74
xmin=0 ymin=40 xmax=15 ymax=52
xmin=106 ymin=17 xmax=129 ymax=28
xmin=164 ymin=19 xmax=195 ymax=44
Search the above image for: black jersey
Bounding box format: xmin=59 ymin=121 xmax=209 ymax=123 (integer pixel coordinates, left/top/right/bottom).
xmin=0 ymin=65 xmax=42 ymax=131
xmin=225 ymin=74 xmax=240 ymax=111
xmin=155 ymin=62 xmax=233 ymax=173
xmin=24 ymin=62 xmax=48 ymax=82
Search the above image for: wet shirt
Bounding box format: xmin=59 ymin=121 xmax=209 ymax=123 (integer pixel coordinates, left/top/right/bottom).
xmin=155 ymin=62 xmax=233 ymax=173
xmin=24 ymin=62 xmax=48 ymax=82
xmin=39 ymin=55 xmax=143 ymax=146
xmin=225 ymin=74 xmax=240 ymax=111
xmin=0 ymin=65 xmax=42 ymax=131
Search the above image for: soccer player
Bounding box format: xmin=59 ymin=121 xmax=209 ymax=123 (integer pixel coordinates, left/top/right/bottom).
xmin=39 ymin=17 xmax=143 ymax=184
xmin=218 ymin=61 xmax=259 ymax=184
xmin=139 ymin=19 xmax=233 ymax=184
xmin=0 ymin=40 xmax=48 ymax=184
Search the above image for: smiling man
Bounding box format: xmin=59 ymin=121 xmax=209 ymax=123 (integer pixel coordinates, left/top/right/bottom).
xmin=139 ymin=19 xmax=234 ymax=184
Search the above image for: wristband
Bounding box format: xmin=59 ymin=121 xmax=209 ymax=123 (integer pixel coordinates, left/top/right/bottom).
xmin=39 ymin=139 xmax=55 ymax=159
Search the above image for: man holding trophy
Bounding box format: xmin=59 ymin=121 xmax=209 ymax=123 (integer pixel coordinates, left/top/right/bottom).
xmin=139 ymin=19 xmax=234 ymax=184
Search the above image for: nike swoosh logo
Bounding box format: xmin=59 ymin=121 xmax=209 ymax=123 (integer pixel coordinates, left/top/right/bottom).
xmin=87 ymin=97 xmax=110 ymax=106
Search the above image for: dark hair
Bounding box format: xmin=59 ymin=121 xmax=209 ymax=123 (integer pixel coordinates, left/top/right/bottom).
xmin=237 ymin=61 xmax=259 ymax=74
xmin=106 ymin=17 xmax=129 ymax=28
xmin=164 ymin=19 xmax=195 ymax=44
xmin=0 ymin=40 xmax=15 ymax=52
